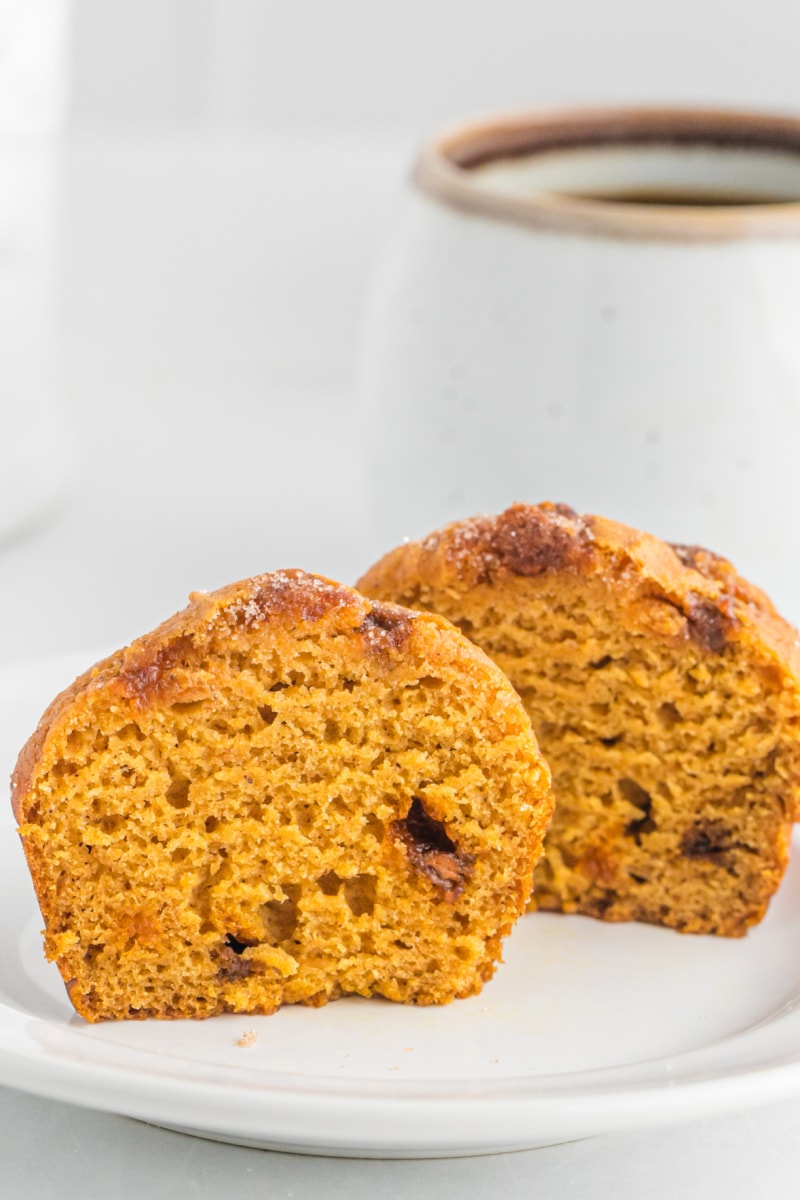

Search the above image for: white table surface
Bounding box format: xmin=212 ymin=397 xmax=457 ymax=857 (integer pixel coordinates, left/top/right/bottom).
xmin=1 ymin=129 xmax=798 ymax=1197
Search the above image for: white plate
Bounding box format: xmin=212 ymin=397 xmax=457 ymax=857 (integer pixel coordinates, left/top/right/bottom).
xmin=3 ymin=653 xmax=800 ymax=1158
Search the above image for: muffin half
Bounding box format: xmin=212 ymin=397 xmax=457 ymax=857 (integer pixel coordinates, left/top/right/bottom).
xmin=13 ymin=569 xmax=552 ymax=1020
xmin=358 ymin=503 xmax=800 ymax=936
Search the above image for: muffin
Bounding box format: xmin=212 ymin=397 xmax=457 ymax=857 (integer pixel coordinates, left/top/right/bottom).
xmin=12 ymin=569 xmax=552 ymax=1021
xmin=358 ymin=503 xmax=800 ymax=936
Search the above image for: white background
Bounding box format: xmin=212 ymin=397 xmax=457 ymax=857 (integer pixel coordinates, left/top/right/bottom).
xmin=70 ymin=0 xmax=800 ymax=133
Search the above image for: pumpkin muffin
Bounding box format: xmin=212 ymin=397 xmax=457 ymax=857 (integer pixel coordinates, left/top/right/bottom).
xmin=12 ymin=570 xmax=552 ymax=1022
xmin=358 ymin=503 xmax=800 ymax=936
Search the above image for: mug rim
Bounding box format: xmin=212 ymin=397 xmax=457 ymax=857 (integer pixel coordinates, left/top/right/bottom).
xmin=413 ymin=106 xmax=800 ymax=241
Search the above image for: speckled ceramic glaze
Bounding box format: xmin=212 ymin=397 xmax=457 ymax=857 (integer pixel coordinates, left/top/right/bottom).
xmin=358 ymin=108 xmax=800 ymax=622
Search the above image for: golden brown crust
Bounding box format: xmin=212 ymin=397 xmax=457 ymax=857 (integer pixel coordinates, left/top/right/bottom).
xmin=13 ymin=568 xmax=552 ymax=1020
xmin=11 ymin=567 xmax=508 ymax=833
xmin=12 ymin=572 xmax=395 ymax=815
xmin=358 ymin=502 xmax=800 ymax=677
xmin=358 ymin=503 xmax=800 ymax=936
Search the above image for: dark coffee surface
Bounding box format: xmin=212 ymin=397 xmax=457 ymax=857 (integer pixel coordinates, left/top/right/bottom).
xmin=561 ymin=187 xmax=799 ymax=207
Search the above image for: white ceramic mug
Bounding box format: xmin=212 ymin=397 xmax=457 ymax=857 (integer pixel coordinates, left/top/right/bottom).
xmin=357 ymin=107 xmax=800 ymax=620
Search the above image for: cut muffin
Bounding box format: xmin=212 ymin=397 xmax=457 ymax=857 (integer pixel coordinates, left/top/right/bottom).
xmin=12 ymin=569 xmax=552 ymax=1022
xmin=358 ymin=503 xmax=800 ymax=936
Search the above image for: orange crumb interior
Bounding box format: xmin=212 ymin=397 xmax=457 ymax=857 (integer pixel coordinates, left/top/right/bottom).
xmin=19 ymin=607 xmax=550 ymax=1020
xmin=372 ymin=574 xmax=799 ymax=936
